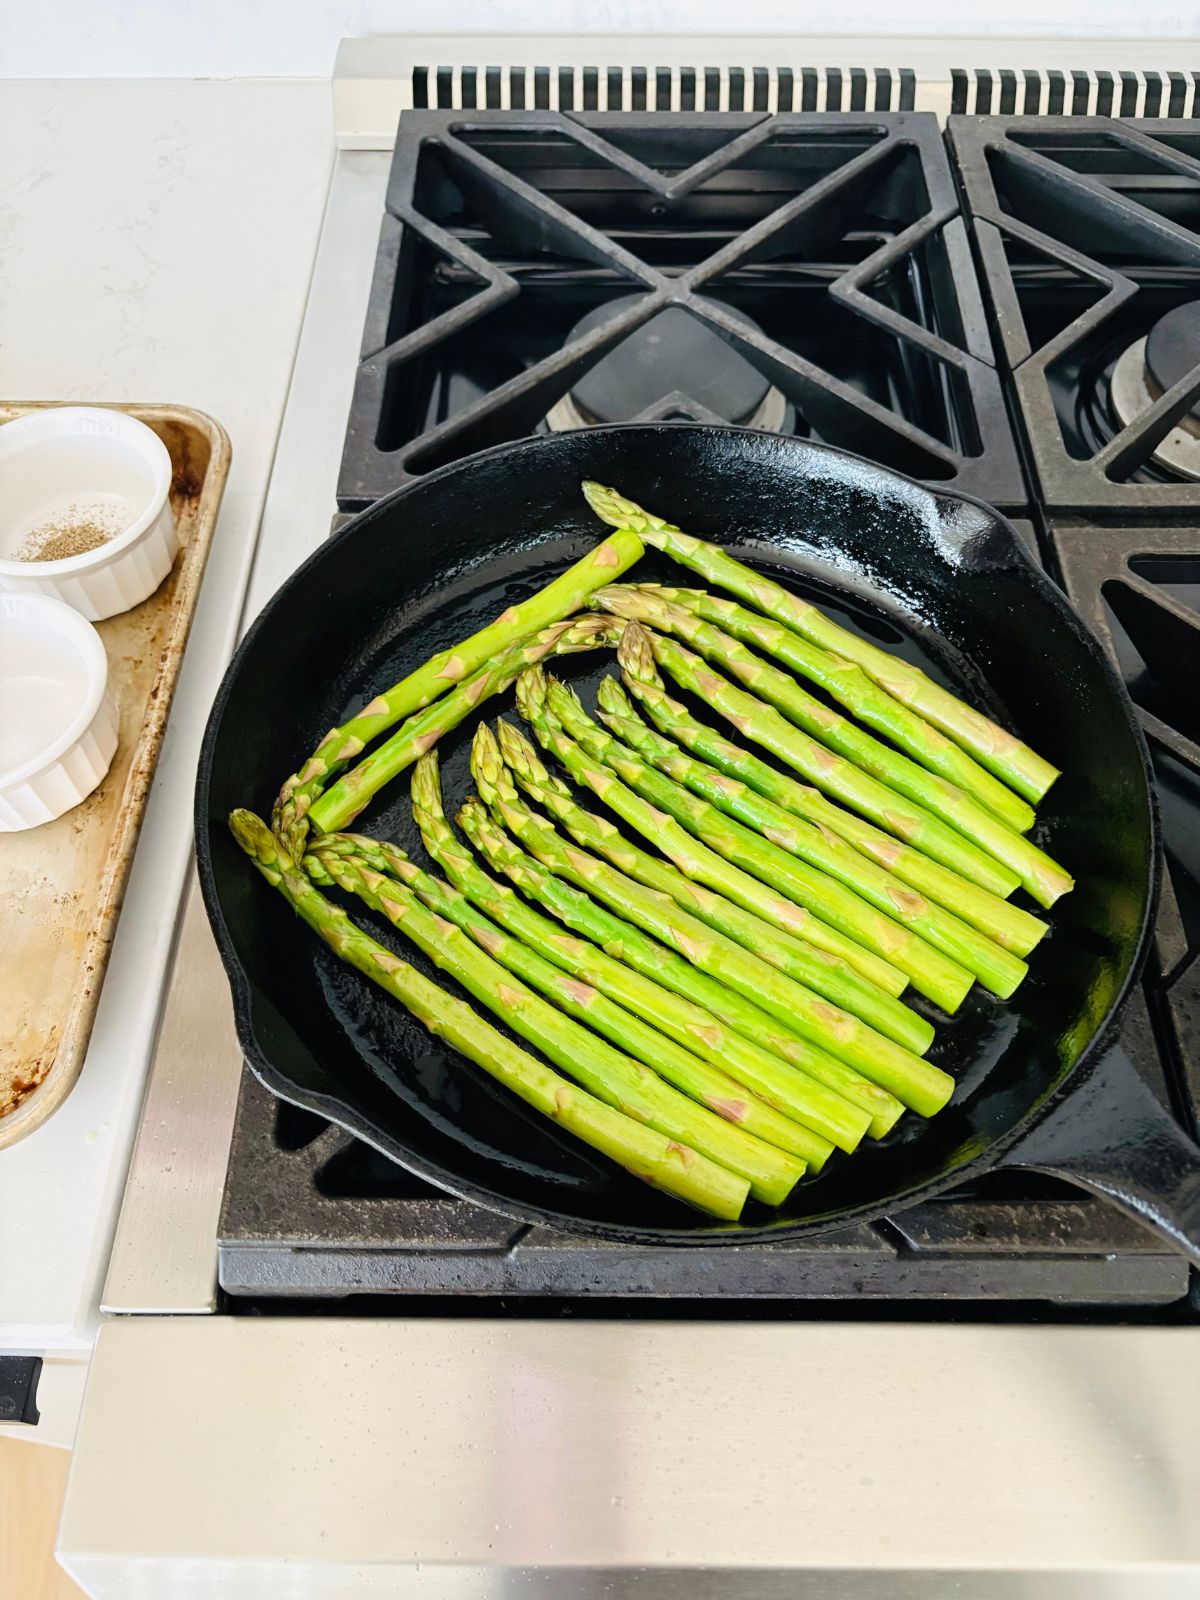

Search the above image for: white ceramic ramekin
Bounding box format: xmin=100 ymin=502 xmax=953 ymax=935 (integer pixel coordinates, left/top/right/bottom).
xmin=0 ymin=406 xmax=177 ymax=621
xmin=0 ymin=592 xmax=118 ymax=831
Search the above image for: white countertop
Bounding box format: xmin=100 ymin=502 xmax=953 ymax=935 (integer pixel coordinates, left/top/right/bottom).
xmin=0 ymin=79 xmax=334 ymax=1353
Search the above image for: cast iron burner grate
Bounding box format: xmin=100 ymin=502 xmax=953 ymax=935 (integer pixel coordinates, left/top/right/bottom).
xmin=215 ymin=538 xmax=1196 ymax=1305
xmin=950 ymin=117 xmax=1200 ymax=515
xmin=215 ymin=118 xmax=1200 ymax=1310
xmin=338 ymin=110 xmax=1026 ymax=508
xmin=217 ymin=1038 xmax=1186 ymax=1303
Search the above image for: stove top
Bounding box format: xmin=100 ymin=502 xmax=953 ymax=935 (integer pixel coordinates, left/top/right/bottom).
xmin=219 ymin=107 xmax=1200 ymax=1310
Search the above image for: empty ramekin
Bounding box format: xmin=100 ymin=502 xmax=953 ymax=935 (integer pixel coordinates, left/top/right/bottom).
xmin=0 ymin=592 xmax=118 ymax=831
xmin=0 ymin=406 xmax=177 ymax=621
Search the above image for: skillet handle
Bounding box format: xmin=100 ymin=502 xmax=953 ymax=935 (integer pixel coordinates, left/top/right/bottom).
xmin=998 ymin=1045 xmax=1200 ymax=1266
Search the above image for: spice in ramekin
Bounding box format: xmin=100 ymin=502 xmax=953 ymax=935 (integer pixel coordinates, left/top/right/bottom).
xmin=15 ymin=500 xmax=129 ymax=563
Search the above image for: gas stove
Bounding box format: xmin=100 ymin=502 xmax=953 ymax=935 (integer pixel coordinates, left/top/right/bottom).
xmin=212 ymin=105 xmax=1200 ymax=1310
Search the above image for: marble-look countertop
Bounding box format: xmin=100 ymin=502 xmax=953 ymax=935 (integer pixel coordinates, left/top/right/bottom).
xmin=0 ymin=80 xmax=333 ymax=1353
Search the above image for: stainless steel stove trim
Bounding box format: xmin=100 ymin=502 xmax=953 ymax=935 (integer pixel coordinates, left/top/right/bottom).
xmin=59 ymin=1318 xmax=1200 ymax=1594
xmin=100 ymin=149 xmax=392 ymax=1315
xmin=101 ymin=878 xmax=241 ymax=1314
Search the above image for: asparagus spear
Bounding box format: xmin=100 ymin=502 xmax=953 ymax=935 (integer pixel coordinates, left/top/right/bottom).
xmin=633 ymin=585 xmax=1035 ymax=833
xmin=615 ymin=619 xmax=1022 ymax=897
xmin=472 ymin=725 xmax=955 ymax=1118
xmin=498 ymin=709 xmax=929 ymax=1051
xmin=613 ymin=622 xmax=1047 ymax=957
xmin=531 ymin=671 xmax=976 ymax=1013
xmin=457 ymin=796 xmax=904 ymax=1139
xmin=305 ymin=614 xmax=613 ymax=839
xmin=273 ymin=529 xmax=643 ymax=855
xmin=582 ymin=480 xmax=1059 ymax=805
xmin=594 ymin=676 xmax=1030 ymax=1000
xmin=228 ymin=809 xmax=745 ymax=1219
xmin=314 ymin=835 xmax=836 ymax=1171
xmin=405 ymin=759 xmax=863 ymax=1156
xmin=594 ymin=588 xmax=1072 ymax=910
xmin=310 ymin=842 xmax=804 ymax=1206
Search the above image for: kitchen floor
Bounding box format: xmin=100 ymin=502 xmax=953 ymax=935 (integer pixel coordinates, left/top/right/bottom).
xmin=0 ymin=1438 xmax=86 ymax=1598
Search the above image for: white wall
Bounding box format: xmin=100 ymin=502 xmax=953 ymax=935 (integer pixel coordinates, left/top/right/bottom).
xmin=2 ymin=0 xmax=1196 ymax=79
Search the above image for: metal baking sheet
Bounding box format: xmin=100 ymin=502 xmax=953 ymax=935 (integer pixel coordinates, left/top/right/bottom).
xmin=0 ymin=402 xmax=231 ymax=1148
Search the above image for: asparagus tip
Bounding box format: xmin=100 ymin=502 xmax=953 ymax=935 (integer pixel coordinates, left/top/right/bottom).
xmin=580 ymin=479 xmax=618 ymax=519
xmin=513 ymin=663 xmax=548 ymax=721
xmin=229 ymin=807 xmax=272 ymax=858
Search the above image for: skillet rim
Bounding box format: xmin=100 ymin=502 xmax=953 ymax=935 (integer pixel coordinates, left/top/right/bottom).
xmin=195 ymin=423 xmax=1161 ymax=1245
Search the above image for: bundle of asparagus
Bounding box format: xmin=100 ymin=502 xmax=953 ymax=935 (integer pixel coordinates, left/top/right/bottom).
xmin=228 ymin=476 xmax=1073 ymax=1223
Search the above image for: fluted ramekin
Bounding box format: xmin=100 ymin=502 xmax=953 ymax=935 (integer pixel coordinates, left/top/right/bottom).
xmin=0 ymin=406 xmax=177 ymax=621
xmin=0 ymin=592 xmax=118 ymax=831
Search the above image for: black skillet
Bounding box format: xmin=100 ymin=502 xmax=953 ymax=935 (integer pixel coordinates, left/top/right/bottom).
xmin=196 ymin=426 xmax=1200 ymax=1261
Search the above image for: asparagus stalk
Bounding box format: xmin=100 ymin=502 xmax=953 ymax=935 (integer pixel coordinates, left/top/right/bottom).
xmin=533 ymin=671 xmax=977 ymax=1013
xmin=273 ymin=529 xmax=643 ymax=855
xmin=634 ymin=585 xmax=1035 ymax=833
xmin=594 ymin=675 xmax=1030 ymax=1000
xmin=310 ymin=843 xmax=804 ymax=1206
xmin=314 ymin=835 xmax=836 ymax=1170
xmin=405 ymin=760 xmax=864 ymax=1156
xmin=472 ymin=725 xmax=955 ymax=1117
xmin=595 ymin=588 xmax=1072 ymax=910
xmin=498 ymin=708 xmax=929 ymax=1051
xmin=228 ymin=809 xmax=745 ymax=1219
xmin=613 ymin=622 xmax=1047 ymax=957
xmin=582 ymin=480 xmax=1059 ymax=805
xmin=617 ymin=619 xmax=1023 ymax=897
xmin=457 ymin=796 xmax=904 ymax=1139
xmin=305 ymin=614 xmax=613 ymax=838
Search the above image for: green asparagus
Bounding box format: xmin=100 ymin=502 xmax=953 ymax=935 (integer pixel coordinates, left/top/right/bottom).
xmin=306 ymin=614 xmax=613 ymax=838
xmin=499 ymin=703 xmax=930 ymax=1050
xmin=582 ymin=480 xmax=1060 ymax=805
xmin=472 ymin=724 xmax=955 ymax=1117
xmin=273 ymin=528 xmax=643 ymax=855
xmin=314 ymin=833 xmax=839 ymax=1169
xmin=309 ymin=842 xmax=805 ymax=1205
xmin=532 ymin=670 xmax=976 ymax=1013
xmin=613 ymin=622 xmax=1046 ymax=957
xmin=594 ymin=675 xmax=1030 ymax=1000
xmin=511 ymin=674 xmax=909 ymax=1002
xmin=594 ymin=588 xmax=1072 ymax=909
xmin=228 ymin=809 xmax=746 ymax=1219
xmin=631 ymin=584 xmax=1035 ymax=833
xmin=406 ymin=758 xmax=866 ymax=1155
xmin=457 ymin=796 xmax=904 ymax=1138
xmin=614 ymin=619 xmax=1023 ymax=897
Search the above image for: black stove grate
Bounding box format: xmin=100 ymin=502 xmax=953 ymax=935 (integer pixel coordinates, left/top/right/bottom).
xmin=339 ymin=110 xmax=1026 ymax=508
xmin=215 ymin=507 xmax=1196 ymax=1305
xmin=218 ymin=1011 xmax=1188 ymax=1303
xmin=216 ymin=110 xmax=1200 ymax=1310
xmin=950 ymin=116 xmax=1200 ymax=516
xmin=1051 ymin=519 xmax=1200 ymax=1130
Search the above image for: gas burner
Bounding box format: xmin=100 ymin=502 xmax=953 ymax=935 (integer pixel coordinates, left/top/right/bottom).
xmin=1110 ymin=302 xmax=1200 ymax=484
xmin=544 ymin=297 xmax=788 ymax=432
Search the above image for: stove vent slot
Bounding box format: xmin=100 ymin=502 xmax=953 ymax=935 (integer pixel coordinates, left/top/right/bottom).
xmin=410 ymin=64 xmax=917 ymax=115
xmin=949 ymin=68 xmax=1199 ymax=119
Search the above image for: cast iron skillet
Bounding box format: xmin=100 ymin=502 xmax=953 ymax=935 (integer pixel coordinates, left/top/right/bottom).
xmin=196 ymin=426 xmax=1200 ymax=1260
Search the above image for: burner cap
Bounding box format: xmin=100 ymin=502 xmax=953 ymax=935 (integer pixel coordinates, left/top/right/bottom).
xmin=1145 ymin=300 xmax=1200 ymax=421
xmin=566 ymin=295 xmax=773 ymax=425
